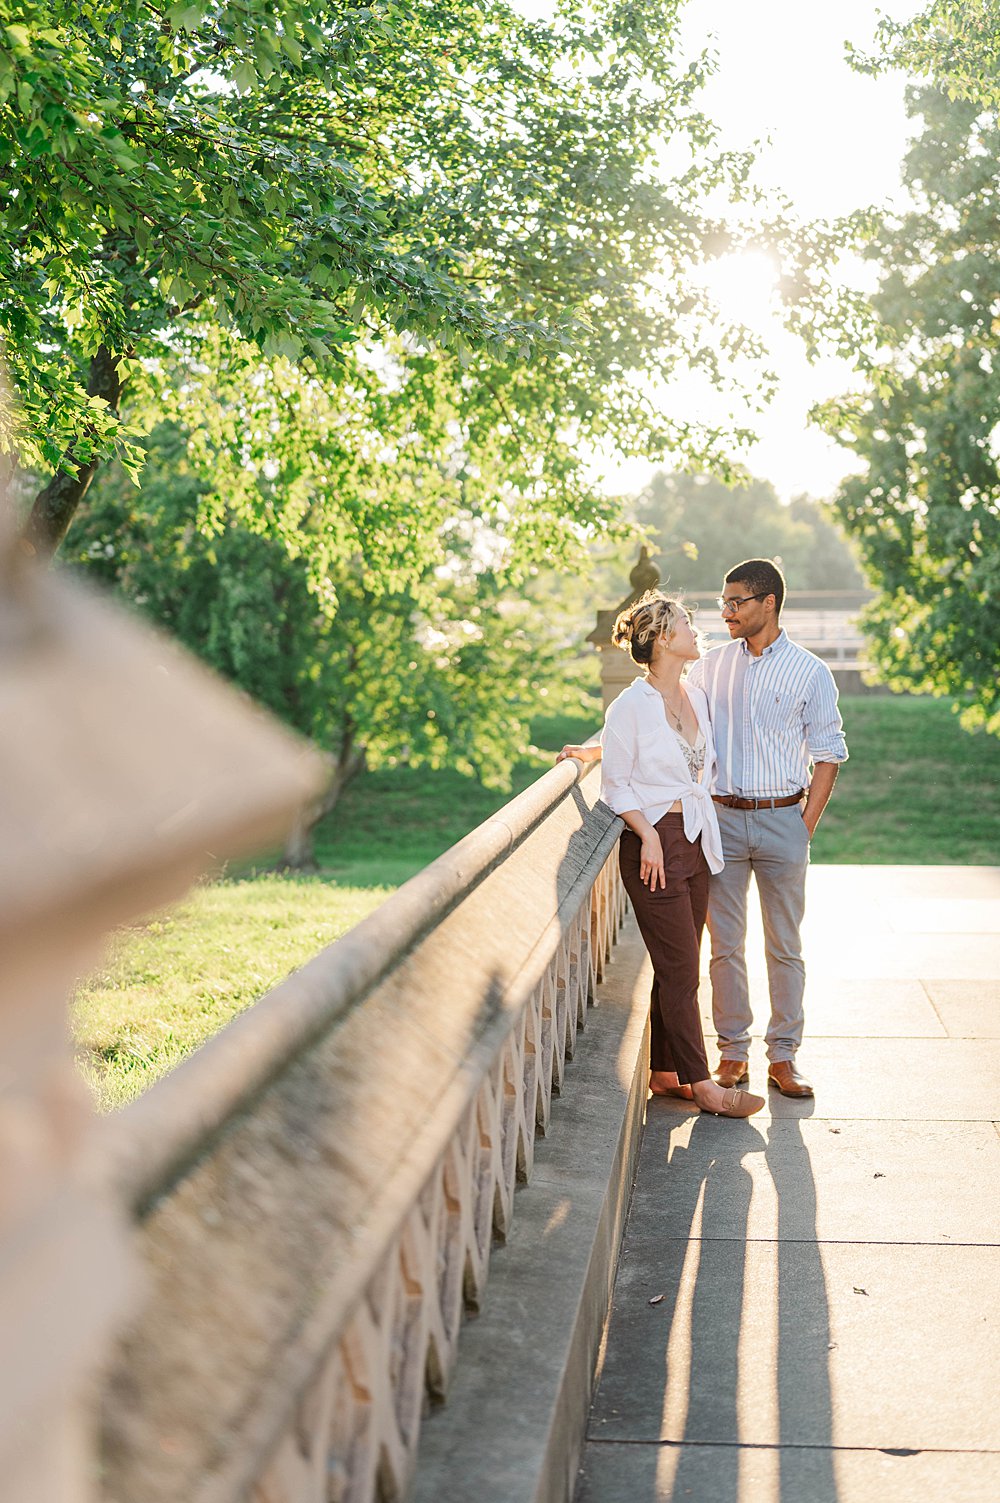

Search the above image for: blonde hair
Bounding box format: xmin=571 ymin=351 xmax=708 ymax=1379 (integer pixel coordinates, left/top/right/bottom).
xmin=611 ymin=590 xmax=689 ymax=666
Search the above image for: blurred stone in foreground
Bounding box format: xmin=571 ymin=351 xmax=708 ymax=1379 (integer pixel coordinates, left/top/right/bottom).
xmin=0 ymin=485 xmax=325 ymax=1503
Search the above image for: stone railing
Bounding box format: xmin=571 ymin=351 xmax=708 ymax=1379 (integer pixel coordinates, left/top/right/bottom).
xmin=95 ymin=754 xmax=629 ymax=1503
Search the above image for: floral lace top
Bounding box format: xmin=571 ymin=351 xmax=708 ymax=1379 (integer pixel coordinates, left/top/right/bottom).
xmin=671 ymin=724 xmax=706 ymax=782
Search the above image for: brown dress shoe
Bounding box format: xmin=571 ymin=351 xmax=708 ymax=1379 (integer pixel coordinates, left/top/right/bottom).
xmin=767 ymin=1060 xmax=814 ymax=1098
xmin=715 ymin=1059 xmax=749 ymax=1089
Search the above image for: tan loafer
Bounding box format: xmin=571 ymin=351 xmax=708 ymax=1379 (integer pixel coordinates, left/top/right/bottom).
xmin=702 ymin=1087 xmax=765 ymax=1119
xmin=715 ymin=1059 xmax=749 ymax=1089
xmin=767 ymin=1060 xmax=814 ymax=1098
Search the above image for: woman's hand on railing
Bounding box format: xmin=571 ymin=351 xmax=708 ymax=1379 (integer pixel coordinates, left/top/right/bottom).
xmin=556 ymin=743 xmax=602 ymax=765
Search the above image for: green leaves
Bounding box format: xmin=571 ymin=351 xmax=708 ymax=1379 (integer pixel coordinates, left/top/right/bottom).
xmin=65 ymin=413 xmax=573 ymax=789
xmin=24 ymin=0 xmax=788 ymax=772
xmin=811 ymin=17 xmax=1000 ymax=735
xmin=852 ymin=0 xmax=1000 ymax=110
xmin=167 ymin=3 xmax=209 ymax=31
xmin=2 ymin=0 xmax=760 ymax=533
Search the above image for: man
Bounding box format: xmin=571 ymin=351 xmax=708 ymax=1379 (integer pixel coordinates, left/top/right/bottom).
xmin=686 ymin=558 xmax=848 ymax=1098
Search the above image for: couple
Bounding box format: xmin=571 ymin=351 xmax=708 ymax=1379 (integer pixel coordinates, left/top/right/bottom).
xmin=560 ymin=558 xmax=848 ymax=1119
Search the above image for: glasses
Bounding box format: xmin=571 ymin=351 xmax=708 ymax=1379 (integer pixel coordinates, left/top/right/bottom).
xmin=717 ymin=592 xmax=768 ymax=616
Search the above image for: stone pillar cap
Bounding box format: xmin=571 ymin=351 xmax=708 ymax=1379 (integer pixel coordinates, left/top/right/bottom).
xmin=586 ymin=547 xmax=661 ymax=647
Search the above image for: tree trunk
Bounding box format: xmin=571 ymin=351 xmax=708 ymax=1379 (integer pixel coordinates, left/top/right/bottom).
xmin=22 ymin=346 xmax=124 ymax=560
xmin=280 ymin=734 xmax=367 ymax=872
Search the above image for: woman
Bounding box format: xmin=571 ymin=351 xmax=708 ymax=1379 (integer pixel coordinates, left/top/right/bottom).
xmin=559 ymin=591 xmax=764 ymax=1119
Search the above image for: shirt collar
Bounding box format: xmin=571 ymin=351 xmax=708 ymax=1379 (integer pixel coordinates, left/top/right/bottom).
xmin=738 ymin=628 xmax=788 ymax=660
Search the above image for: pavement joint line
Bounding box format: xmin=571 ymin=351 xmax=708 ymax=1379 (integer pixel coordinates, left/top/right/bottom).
xmin=918 ymin=975 xmax=950 ymax=1034
xmin=650 ymin=1114 xmax=1000 ymax=1122
xmin=582 ymin=1439 xmax=1000 ymax=1455
xmin=620 ymin=1237 xmax=1000 ymax=1248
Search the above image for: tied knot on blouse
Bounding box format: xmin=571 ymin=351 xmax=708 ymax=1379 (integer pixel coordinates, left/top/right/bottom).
xmin=599 ymin=677 xmax=725 ymax=875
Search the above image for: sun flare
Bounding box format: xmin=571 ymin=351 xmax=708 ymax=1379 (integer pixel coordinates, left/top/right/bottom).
xmin=699 ymin=249 xmax=781 ymax=333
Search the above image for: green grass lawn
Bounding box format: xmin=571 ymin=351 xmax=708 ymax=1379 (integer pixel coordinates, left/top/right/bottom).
xmin=73 ymin=712 xmax=592 ymax=1111
xmin=309 ymin=710 xmax=595 ymax=885
xmin=72 ymin=695 xmax=1000 ymax=1110
xmin=815 ymin=695 xmax=1000 ymax=864
xmin=310 ymin=696 xmax=1000 ymax=877
xmin=75 ymin=877 xmax=394 ymax=1111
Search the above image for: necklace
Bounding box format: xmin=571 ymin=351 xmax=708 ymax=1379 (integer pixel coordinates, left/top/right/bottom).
xmin=648 ymin=676 xmax=685 ymax=732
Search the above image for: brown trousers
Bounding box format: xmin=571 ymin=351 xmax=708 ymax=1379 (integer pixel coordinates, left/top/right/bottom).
xmin=619 ymin=811 xmax=710 ymax=1084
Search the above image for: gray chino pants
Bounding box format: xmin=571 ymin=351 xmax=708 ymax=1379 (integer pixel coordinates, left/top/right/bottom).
xmin=707 ymin=802 xmax=811 ymax=1063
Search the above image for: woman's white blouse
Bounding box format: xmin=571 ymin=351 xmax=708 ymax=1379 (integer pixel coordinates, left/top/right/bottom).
xmin=599 ymin=676 xmax=725 ymax=874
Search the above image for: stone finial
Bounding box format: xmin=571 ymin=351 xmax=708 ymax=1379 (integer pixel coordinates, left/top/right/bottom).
xmin=586 ymin=547 xmax=661 ymax=710
xmin=628 ymin=546 xmax=660 ymax=600
xmin=587 ymin=546 xmax=663 ymax=651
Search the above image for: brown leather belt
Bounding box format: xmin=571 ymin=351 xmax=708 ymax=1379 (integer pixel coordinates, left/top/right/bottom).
xmin=712 ymin=791 xmax=805 ymax=811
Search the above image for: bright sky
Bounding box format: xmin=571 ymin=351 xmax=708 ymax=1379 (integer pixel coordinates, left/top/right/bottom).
xmin=600 ymin=0 xmax=925 ymax=501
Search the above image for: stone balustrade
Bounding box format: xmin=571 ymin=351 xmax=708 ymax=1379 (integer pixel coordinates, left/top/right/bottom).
xmin=94 ymin=754 xmax=628 ymax=1503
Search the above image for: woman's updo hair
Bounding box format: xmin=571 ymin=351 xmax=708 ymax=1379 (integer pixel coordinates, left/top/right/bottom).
xmin=611 ymin=589 xmax=688 ymax=666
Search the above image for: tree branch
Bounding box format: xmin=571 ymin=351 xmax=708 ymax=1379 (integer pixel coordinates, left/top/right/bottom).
xmin=22 ymin=346 xmax=125 ymax=560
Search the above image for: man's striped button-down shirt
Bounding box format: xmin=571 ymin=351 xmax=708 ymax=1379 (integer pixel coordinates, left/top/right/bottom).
xmin=685 ymin=630 xmax=848 ymax=798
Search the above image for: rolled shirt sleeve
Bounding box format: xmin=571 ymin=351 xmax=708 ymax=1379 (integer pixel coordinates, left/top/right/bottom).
xmin=600 ymin=721 xmax=644 ymax=815
xmin=804 ymin=663 xmax=849 ymax=765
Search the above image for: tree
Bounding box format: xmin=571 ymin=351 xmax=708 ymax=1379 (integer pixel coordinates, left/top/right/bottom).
xmin=9 ymin=0 xmax=786 ymax=862
xmin=66 ymin=419 xmax=570 ymax=866
xmin=812 ymin=12 xmax=1000 ymax=732
xmin=626 ymin=471 xmax=862 ymax=593
xmin=1 ymin=0 xmax=759 ymax=560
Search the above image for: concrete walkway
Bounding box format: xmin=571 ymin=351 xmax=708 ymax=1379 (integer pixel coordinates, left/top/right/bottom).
xmin=574 ymin=865 xmax=1000 ymax=1503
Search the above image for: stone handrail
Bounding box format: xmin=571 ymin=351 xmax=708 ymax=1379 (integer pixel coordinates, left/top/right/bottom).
xmin=95 ymin=751 xmax=627 ymax=1503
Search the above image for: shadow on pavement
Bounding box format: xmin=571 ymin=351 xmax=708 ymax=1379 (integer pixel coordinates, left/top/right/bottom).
xmin=579 ymin=1096 xmax=839 ymax=1502
xmin=767 ymin=1107 xmax=838 ymax=1503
